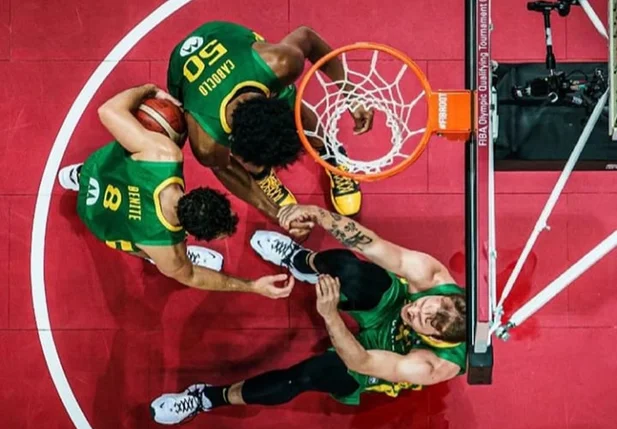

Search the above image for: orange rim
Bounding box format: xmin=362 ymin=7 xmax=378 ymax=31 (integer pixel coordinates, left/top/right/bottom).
xmin=294 ymin=42 xmax=433 ymax=182
xmin=294 ymin=42 xmax=472 ymax=182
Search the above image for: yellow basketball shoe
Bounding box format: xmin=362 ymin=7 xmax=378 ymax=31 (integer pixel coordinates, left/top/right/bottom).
xmin=326 ymin=164 xmax=362 ymax=216
xmin=255 ymin=168 xmax=297 ymax=207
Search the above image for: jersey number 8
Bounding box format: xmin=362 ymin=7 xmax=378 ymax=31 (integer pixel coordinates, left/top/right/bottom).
xmin=103 ymin=185 xmax=122 ymax=211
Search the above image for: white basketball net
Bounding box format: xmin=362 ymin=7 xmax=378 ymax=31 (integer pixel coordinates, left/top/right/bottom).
xmin=301 ymin=50 xmax=428 ymax=175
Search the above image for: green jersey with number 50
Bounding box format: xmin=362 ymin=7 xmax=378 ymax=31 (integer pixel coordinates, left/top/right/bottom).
xmin=76 ymin=141 xmax=186 ymax=253
xmin=167 ymin=21 xmax=296 ymax=147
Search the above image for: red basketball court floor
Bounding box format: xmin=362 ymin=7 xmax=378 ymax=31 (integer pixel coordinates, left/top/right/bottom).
xmin=1 ymin=0 xmax=616 ymax=428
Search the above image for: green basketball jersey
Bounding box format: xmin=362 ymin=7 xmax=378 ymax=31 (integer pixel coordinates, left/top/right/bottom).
xmin=334 ymin=274 xmax=467 ymax=405
xmin=167 ymin=21 xmax=296 ymax=146
xmin=76 ymin=141 xmax=186 ymax=253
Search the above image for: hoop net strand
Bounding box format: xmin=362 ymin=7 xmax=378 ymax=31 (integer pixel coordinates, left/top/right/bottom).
xmin=301 ymin=50 xmax=427 ymax=175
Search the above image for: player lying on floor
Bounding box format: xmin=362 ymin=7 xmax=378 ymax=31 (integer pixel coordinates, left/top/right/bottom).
xmin=58 ymin=83 xmax=295 ymax=299
xmin=150 ymin=204 xmax=466 ymax=425
xmin=167 ymin=21 xmax=375 ymax=226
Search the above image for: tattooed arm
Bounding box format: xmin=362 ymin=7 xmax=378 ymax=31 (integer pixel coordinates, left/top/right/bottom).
xmin=277 ymin=205 xmax=455 ymax=291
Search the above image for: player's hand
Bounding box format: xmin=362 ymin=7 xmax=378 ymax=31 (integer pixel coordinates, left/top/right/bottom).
xmin=350 ymin=105 xmax=374 ymax=135
xmin=288 ymin=221 xmax=313 ymax=243
xmin=316 ymin=275 xmax=341 ymax=319
xmin=152 ymin=86 xmax=183 ymax=107
xmin=252 ymin=273 xmax=295 ymax=299
xmin=277 ymin=204 xmax=320 ymax=231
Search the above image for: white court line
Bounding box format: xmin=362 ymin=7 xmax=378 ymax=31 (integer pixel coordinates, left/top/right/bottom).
xmin=30 ymin=1 xmax=192 ymax=427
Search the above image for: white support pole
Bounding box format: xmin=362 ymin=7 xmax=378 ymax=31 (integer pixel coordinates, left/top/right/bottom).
xmin=487 ymin=85 xmax=498 ymax=343
xmin=496 ymin=231 xmax=617 ymax=339
xmin=578 ymin=0 xmax=609 ymax=41
xmin=495 ymin=89 xmax=609 ymax=312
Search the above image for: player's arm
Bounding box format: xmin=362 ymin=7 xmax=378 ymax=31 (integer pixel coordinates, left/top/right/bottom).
xmin=273 ymin=26 xmax=373 ymax=133
xmin=186 ymin=116 xmax=280 ymax=221
xmin=211 ymin=158 xmax=281 ymax=221
xmin=317 ymin=276 xmax=459 ymax=385
xmin=139 ymin=243 xmax=294 ymax=298
xmin=186 ymin=113 xmax=231 ymax=168
xmin=185 ymin=114 xmax=280 ymax=222
xmin=275 ymin=26 xmax=345 ymax=85
xmin=97 ymin=84 xmax=178 ymax=155
xmin=328 ymin=311 xmax=460 ymax=385
xmin=278 ymin=205 xmax=454 ymax=291
xmin=343 ymin=345 xmax=460 ymax=387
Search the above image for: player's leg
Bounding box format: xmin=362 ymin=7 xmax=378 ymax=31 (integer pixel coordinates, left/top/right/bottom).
xmin=249 ymin=166 xmax=297 ymax=207
xmin=224 ymin=152 xmax=296 ymax=207
xmin=251 ymin=231 xmax=392 ymax=310
xmin=305 ymin=248 xmax=391 ymax=311
xmin=300 ymin=103 xmax=361 ymax=216
xmin=57 ymin=163 xmax=83 ymax=191
xmin=150 ymin=352 xmax=358 ymax=425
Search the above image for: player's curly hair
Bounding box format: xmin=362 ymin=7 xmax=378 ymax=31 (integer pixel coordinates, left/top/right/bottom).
xmin=432 ymin=294 xmax=466 ymax=343
xmin=230 ymin=97 xmax=303 ymax=169
xmin=176 ymin=187 xmax=238 ymax=241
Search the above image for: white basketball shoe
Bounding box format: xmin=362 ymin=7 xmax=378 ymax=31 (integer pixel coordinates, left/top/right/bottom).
xmin=250 ymin=230 xmax=318 ymax=284
xmin=186 ymin=246 xmax=224 ymax=272
xmin=150 ymin=383 xmax=212 ymax=425
xmin=58 ymin=163 xmax=83 ymax=191
xmin=145 ymin=246 xmax=223 ymax=271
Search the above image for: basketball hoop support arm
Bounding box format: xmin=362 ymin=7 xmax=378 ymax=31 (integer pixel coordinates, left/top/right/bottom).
xmin=579 ymin=0 xmax=608 ymax=40
xmin=495 ymin=230 xmax=617 ymax=340
xmin=492 ymin=89 xmax=609 ymax=337
xmin=492 ymin=0 xmax=610 ymax=336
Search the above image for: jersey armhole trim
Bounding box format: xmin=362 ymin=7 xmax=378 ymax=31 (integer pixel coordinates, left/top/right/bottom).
xmin=135 ymin=239 xmax=184 ymax=246
xmin=219 ymin=81 xmax=271 ymax=133
xmin=153 ymin=177 xmax=185 ymax=232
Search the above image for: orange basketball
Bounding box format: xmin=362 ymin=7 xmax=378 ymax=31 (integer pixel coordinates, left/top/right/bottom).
xmin=135 ymin=98 xmax=187 ymax=147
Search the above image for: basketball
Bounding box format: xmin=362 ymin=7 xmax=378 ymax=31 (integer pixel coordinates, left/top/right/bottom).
xmin=135 ymin=98 xmax=187 ymax=147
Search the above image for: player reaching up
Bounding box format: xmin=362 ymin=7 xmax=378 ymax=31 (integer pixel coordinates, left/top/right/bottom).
xmin=167 ymin=21 xmax=374 ymax=230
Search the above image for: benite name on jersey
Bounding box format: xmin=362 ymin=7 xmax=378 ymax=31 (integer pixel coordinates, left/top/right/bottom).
xmin=182 ymin=40 xmax=235 ymax=97
xmin=127 ymin=186 xmax=142 ymax=221
xmin=102 ymin=184 xmax=142 ymax=221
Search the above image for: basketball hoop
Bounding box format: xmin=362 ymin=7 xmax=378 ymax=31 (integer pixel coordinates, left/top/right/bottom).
xmin=294 ymin=42 xmax=473 ymax=181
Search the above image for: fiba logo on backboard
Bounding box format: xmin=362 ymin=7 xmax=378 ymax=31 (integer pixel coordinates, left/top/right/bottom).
xmin=438 ymin=93 xmax=448 ymax=129
xmin=476 ymin=0 xmax=491 ymax=147
xmin=180 ymin=36 xmax=204 ymax=57
xmin=86 ymin=178 xmax=100 ymax=206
